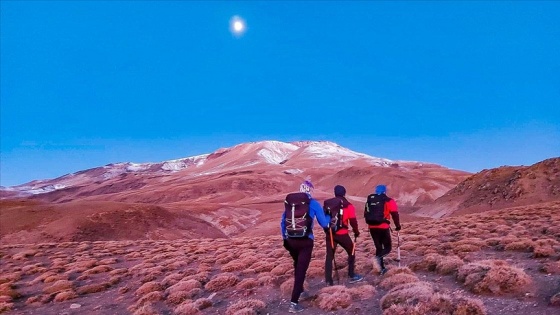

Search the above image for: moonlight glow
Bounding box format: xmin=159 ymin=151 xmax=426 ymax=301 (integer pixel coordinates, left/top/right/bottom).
xmin=230 ymin=16 xmax=246 ymax=36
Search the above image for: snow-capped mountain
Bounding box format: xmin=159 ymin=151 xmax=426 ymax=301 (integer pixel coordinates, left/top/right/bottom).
xmin=0 ymin=140 xmax=473 ymax=244
xmin=2 ymin=140 xmax=442 ymax=198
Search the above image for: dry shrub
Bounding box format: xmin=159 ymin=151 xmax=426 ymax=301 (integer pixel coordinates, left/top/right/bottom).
xmin=457 ymin=260 xmax=531 ymax=294
xmin=0 ymin=284 xmax=19 ymax=299
xmin=70 ymin=259 xmax=97 ymax=269
xmin=221 ymin=261 xmax=246 ymax=272
xmin=21 ymin=263 xmax=45 ymax=275
xmin=550 ymin=292 xmax=560 ymax=306
xmin=137 ymin=291 xmax=164 ymax=305
xmin=135 ymin=281 xmax=163 ymax=296
xmin=99 ymin=258 xmax=118 ymax=265
xmin=109 ymin=276 xmax=122 ymax=286
xmin=0 ymin=272 xmax=21 ymax=285
xmin=0 ymin=302 xmax=14 ymax=313
xmin=204 ymin=273 xmax=239 ymax=292
xmin=236 ymin=278 xmax=258 ymax=290
xmin=184 ymin=271 xmax=209 ymax=284
xmin=270 ymin=263 xmax=292 ymax=276
xmin=83 ymin=265 xmax=113 ymax=275
xmin=250 ymin=260 xmax=275 ymax=273
xmin=0 ymin=296 xmax=11 ymax=303
xmin=380 ymin=273 xmax=419 ymax=290
xmin=11 ymin=250 xmax=38 ymax=260
xmin=454 ymin=296 xmax=487 ymax=315
xmin=541 ymin=261 xmax=560 ymax=274
xmin=225 ymin=299 xmax=266 ymax=315
xmin=53 ymin=290 xmax=77 ymax=302
xmin=166 ymin=279 xmax=201 ymax=296
xmin=411 ymin=254 xmax=463 ymax=275
xmin=454 ymin=244 xmax=482 ymax=253
xmin=193 ymin=298 xmax=212 ymax=310
xmin=533 ymin=245 xmax=556 ymax=258
xmin=504 ymin=240 xmax=535 ymax=252
xmin=385 ymin=267 xmax=415 ymax=277
xmin=256 ymin=274 xmax=278 ymax=287
xmin=44 ymin=274 xmax=67 ymax=283
xmin=130 ymin=302 xmax=159 ymax=315
xmin=380 ymin=282 xmax=434 ymax=310
xmin=315 ymin=285 xmax=352 ymax=311
xmin=437 ymin=255 xmax=464 ymax=274
xmin=280 ymin=279 xmax=308 ymax=297
xmin=76 ymin=282 xmax=111 ymax=295
xmin=43 ymin=280 xmax=73 ymax=294
xmin=347 ymin=284 xmax=376 ymax=300
xmin=167 ymin=291 xmax=193 ymax=305
xmin=240 ymin=269 xmax=256 ymax=276
xmin=162 ymin=272 xmax=184 ymax=287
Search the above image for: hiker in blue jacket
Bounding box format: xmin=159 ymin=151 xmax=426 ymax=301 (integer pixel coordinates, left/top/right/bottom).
xmin=281 ymin=180 xmax=330 ymax=313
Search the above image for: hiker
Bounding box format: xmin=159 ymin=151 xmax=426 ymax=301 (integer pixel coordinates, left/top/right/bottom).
xmin=324 ymin=185 xmax=364 ymax=285
xmin=281 ymin=180 xmax=330 ymax=313
xmin=364 ymin=184 xmax=401 ymax=275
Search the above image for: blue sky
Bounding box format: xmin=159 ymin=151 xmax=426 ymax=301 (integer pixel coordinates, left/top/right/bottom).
xmin=1 ymin=1 xmax=559 ymax=186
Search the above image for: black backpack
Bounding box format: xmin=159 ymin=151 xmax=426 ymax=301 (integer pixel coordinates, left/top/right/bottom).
xmin=323 ymin=197 xmax=347 ymax=232
xmin=284 ymin=192 xmax=312 ymax=238
xmin=364 ymin=194 xmax=389 ymax=225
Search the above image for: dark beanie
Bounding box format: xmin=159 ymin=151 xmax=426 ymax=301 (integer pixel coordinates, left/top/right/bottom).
xmin=334 ymin=185 xmax=346 ymax=197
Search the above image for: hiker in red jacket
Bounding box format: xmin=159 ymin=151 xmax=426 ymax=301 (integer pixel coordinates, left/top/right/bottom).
xmin=324 ymin=185 xmax=364 ymax=285
xmin=364 ymin=184 xmax=401 ymax=275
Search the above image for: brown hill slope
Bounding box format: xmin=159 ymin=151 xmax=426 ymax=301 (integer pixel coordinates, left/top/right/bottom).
xmin=0 ymin=141 xmax=470 ymax=244
xmin=414 ymin=157 xmax=560 ymax=218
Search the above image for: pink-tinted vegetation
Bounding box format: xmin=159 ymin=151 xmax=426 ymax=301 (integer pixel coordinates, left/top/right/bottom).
xmin=0 ymin=202 xmax=558 ymax=314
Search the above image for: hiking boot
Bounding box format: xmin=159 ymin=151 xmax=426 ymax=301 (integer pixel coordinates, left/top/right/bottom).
xmin=349 ymin=274 xmax=364 ymax=283
xmin=289 ymin=302 xmax=304 ymax=313
xmin=380 ymin=268 xmax=388 ymax=276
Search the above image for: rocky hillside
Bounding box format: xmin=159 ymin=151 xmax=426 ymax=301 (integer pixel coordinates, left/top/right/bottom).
xmin=0 ymin=141 xmax=470 ymax=245
xmin=414 ymin=157 xmax=560 ymax=218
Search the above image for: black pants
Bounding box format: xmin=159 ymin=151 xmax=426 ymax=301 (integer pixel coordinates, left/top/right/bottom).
xmin=284 ymin=237 xmax=314 ymax=303
xmin=369 ymin=228 xmax=391 ymax=268
xmin=325 ymin=231 xmax=356 ymax=284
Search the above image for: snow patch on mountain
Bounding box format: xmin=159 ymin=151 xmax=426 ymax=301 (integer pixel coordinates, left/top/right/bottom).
xmin=230 ymin=141 xmax=298 ymax=165
xmin=284 ymin=169 xmax=303 ymax=174
xmin=161 ymin=161 xmax=187 ymax=171
xmin=127 ymin=163 xmax=151 ymax=172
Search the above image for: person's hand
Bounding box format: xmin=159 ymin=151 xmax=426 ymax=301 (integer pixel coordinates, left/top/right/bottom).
xmin=395 ymin=225 xmax=402 ymax=231
xmin=353 ymin=230 xmax=360 ymax=238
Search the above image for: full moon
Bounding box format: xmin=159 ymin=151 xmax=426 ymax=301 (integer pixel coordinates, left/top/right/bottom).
xmin=230 ymin=16 xmax=246 ymax=36
xmin=233 ymin=21 xmax=244 ymax=32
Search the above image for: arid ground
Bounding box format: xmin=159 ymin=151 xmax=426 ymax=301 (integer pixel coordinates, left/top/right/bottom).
xmin=1 ymin=201 xmax=559 ymax=315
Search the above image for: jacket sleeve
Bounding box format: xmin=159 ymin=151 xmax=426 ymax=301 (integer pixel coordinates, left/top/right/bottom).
xmin=280 ymin=211 xmax=286 ymax=239
xmin=310 ymin=199 xmax=330 ymax=228
xmin=388 ymin=199 xmax=401 ymax=227
xmin=347 ymin=204 xmax=359 ymax=233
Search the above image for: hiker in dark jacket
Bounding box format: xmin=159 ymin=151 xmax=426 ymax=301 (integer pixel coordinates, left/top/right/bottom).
xmin=281 ymin=180 xmax=330 ymax=313
xmin=365 ymin=184 xmax=401 ymax=275
xmin=324 ymin=185 xmax=364 ymax=285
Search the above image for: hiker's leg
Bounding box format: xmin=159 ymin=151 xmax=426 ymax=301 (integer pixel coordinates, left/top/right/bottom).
xmin=291 ymin=238 xmax=313 ymax=303
xmin=324 ymin=233 xmax=334 ymax=285
xmin=284 ymin=239 xmax=298 ymax=270
xmin=336 ymin=234 xmax=355 ymax=277
xmin=369 ymin=228 xmax=383 ymax=257
xmin=379 ymin=228 xmax=392 ymax=257
xmin=376 ymin=229 xmax=392 ymax=270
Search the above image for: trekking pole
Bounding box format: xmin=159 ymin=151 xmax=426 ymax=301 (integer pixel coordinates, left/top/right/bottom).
xmin=396 ymin=231 xmax=401 ymax=268
xmin=351 ymin=234 xmax=357 ymax=256
xmin=329 ymin=228 xmax=339 ymax=285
